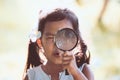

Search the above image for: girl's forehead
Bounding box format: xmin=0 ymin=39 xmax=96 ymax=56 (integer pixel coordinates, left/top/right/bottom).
xmin=43 ymin=19 xmax=73 ymax=34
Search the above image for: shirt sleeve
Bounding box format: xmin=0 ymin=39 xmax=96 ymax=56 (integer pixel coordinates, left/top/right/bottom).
xmin=79 ymin=63 xmax=86 ymax=71
xmin=27 ymin=69 xmax=35 ymax=80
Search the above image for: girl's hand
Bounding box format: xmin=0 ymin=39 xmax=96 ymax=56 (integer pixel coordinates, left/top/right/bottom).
xmin=62 ymin=51 xmax=83 ymax=75
xmin=62 ymin=52 xmax=89 ymax=80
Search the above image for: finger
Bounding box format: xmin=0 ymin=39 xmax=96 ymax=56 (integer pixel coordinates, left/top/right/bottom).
xmin=64 ymin=51 xmax=73 ymax=56
xmin=62 ymin=60 xmax=71 ymax=65
xmin=62 ymin=60 xmax=71 ymax=69
xmin=63 ymin=58 xmax=72 ymax=62
xmin=62 ymin=56 xmax=72 ymax=64
xmin=62 ymin=53 xmax=67 ymax=57
xmin=63 ymin=55 xmax=73 ymax=59
xmin=63 ymin=53 xmax=73 ymax=57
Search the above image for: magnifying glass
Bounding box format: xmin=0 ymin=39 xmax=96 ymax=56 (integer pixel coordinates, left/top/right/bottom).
xmin=54 ymin=28 xmax=78 ymax=75
xmin=54 ymin=28 xmax=78 ymax=52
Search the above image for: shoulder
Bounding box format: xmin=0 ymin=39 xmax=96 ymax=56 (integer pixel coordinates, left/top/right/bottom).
xmin=24 ymin=65 xmax=41 ymax=80
xmin=82 ymin=63 xmax=94 ymax=80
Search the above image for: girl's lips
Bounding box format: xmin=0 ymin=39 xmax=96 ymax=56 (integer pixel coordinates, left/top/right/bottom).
xmin=53 ymin=52 xmax=61 ymax=57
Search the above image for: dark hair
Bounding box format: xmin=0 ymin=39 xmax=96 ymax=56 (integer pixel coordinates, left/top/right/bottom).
xmin=23 ymin=8 xmax=90 ymax=75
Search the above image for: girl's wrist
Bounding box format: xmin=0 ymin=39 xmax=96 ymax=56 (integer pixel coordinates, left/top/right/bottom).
xmin=69 ymin=67 xmax=80 ymax=75
xmin=67 ymin=64 xmax=79 ymax=75
xmin=70 ymin=68 xmax=88 ymax=80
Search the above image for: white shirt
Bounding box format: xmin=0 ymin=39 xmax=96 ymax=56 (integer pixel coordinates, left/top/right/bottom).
xmin=27 ymin=64 xmax=85 ymax=80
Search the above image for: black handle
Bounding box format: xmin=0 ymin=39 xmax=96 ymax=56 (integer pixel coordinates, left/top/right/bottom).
xmin=65 ymin=69 xmax=69 ymax=75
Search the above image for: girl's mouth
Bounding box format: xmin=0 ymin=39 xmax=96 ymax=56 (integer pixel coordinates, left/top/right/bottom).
xmin=53 ymin=52 xmax=61 ymax=57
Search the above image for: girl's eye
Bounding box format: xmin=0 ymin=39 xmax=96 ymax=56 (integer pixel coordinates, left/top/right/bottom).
xmin=46 ymin=37 xmax=54 ymax=43
xmin=46 ymin=37 xmax=54 ymax=41
xmin=46 ymin=37 xmax=54 ymax=39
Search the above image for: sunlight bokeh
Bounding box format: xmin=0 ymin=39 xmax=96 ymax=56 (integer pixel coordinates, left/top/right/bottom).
xmin=0 ymin=0 xmax=120 ymax=80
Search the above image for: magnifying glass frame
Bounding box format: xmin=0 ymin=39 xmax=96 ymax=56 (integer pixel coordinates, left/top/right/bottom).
xmin=54 ymin=28 xmax=78 ymax=51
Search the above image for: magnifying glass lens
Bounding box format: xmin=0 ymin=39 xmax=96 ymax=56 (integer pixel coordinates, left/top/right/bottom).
xmin=55 ymin=28 xmax=78 ymax=51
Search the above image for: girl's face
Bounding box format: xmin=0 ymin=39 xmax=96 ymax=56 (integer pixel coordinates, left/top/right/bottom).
xmin=41 ymin=19 xmax=73 ymax=64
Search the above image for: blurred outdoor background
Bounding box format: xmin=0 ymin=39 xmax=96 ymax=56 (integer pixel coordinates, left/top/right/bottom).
xmin=0 ymin=0 xmax=120 ymax=80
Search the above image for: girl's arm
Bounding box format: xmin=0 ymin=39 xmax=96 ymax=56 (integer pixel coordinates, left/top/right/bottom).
xmin=68 ymin=64 xmax=94 ymax=80
xmin=82 ymin=64 xmax=94 ymax=80
xmin=62 ymin=52 xmax=94 ymax=80
xmin=23 ymin=75 xmax=28 ymax=80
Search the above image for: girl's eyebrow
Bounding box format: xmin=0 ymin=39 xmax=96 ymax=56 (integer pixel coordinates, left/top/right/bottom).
xmin=45 ymin=32 xmax=55 ymax=36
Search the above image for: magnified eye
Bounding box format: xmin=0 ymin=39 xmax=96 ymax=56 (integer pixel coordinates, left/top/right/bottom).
xmin=55 ymin=28 xmax=78 ymax=51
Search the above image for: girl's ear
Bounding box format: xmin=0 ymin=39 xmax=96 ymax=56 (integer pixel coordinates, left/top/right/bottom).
xmin=36 ymin=39 xmax=42 ymax=48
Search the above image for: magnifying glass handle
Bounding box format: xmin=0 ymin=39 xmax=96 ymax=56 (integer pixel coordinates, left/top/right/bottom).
xmin=65 ymin=69 xmax=69 ymax=75
xmin=62 ymin=50 xmax=69 ymax=75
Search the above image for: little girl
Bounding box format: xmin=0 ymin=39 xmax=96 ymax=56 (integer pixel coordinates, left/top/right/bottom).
xmin=23 ymin=8 xmax=94 ymax=80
